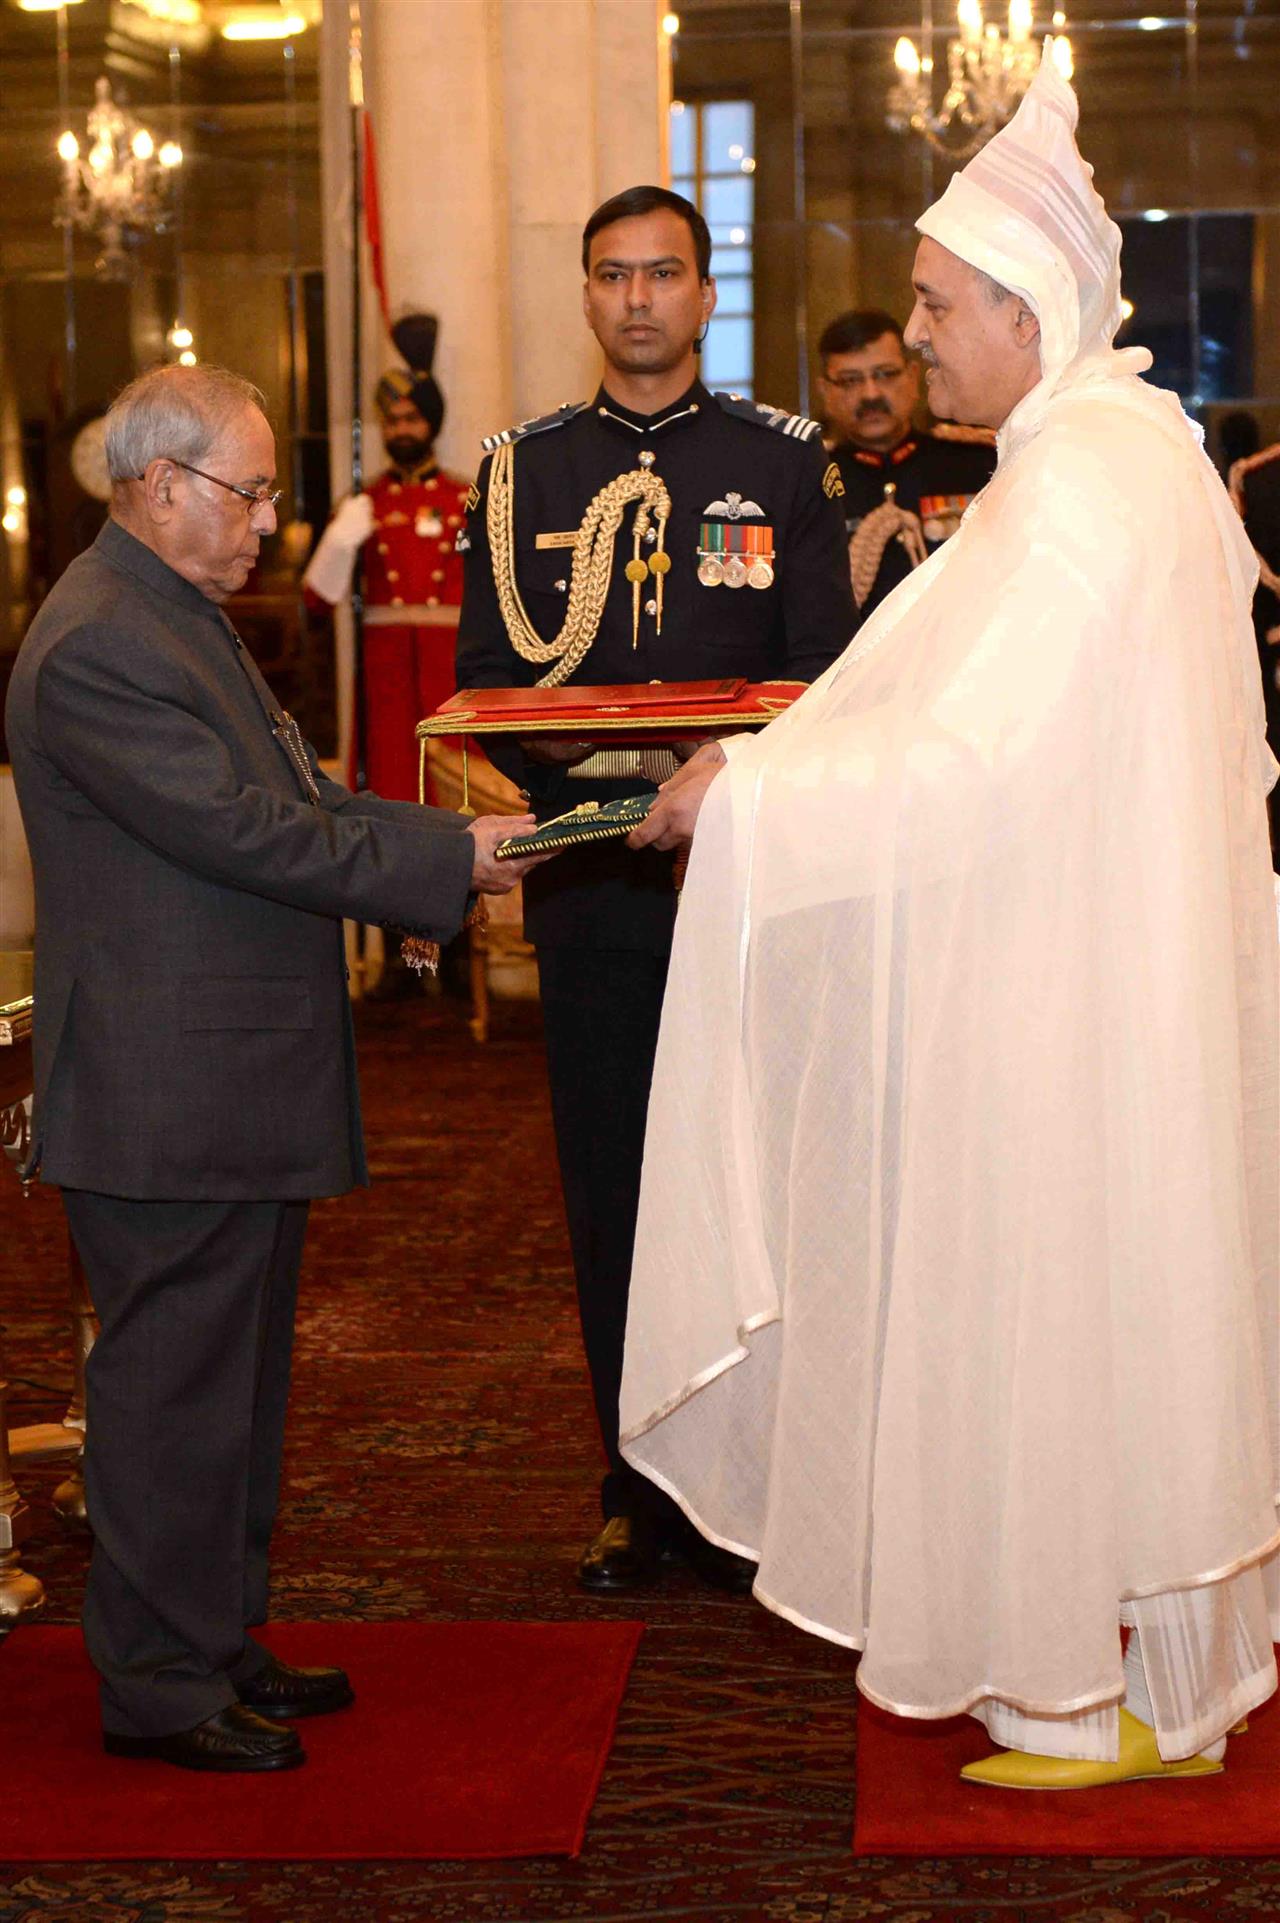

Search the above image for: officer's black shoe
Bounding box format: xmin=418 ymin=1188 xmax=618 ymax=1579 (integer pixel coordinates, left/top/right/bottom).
xmin=577 ymin=1514 xmax=662 ymax=1593
xmin=103 ymin=1703 xmax=305 ymax=1772
xmin=670 ymin=1528 xmax=759 ymax=1596
xmin=237 ymin=1652 xmax=355 ymax=1720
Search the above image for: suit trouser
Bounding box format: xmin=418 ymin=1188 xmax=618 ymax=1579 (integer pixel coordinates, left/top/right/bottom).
xmin=536 ymin=945 xmax=683 ymax=1532
xmin=60 ymin=1189 xmax=309 ymax=1738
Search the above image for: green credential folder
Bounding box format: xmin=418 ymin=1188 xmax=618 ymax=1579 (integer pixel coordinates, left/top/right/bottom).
xmin=495 ymin=795 xmax=656 ymax=861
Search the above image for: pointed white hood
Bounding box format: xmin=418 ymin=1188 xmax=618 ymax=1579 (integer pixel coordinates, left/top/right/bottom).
xmin=915 ymin=48 xmax=1151 ymax=439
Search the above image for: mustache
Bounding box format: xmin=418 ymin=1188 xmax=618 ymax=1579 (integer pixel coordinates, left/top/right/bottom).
xmin=916 ymin=347 xmax=939 ymax=368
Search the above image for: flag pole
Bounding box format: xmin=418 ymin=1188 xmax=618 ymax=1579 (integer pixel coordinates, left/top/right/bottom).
xmin=348 ymin=0 xmax=368 ymax=790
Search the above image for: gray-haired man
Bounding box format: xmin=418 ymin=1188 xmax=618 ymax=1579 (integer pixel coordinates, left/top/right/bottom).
xmin=5 ymin=363 xmax=546 ymax=1772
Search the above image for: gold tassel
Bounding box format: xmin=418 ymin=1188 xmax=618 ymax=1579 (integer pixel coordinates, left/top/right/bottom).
xmin=401 ymin=936 xmax=440 ymax=975
xmin=625 ymin=520 xmax=648 ymax=650
xmin=402 ymin=898 xmax=486 ymax=977
xmin=648 ymin=514 xmax=671 ymax=635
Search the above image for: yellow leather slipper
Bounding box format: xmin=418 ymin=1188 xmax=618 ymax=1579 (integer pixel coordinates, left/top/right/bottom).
xmin=960 ymin=1706 xmax=1225 ymax=1790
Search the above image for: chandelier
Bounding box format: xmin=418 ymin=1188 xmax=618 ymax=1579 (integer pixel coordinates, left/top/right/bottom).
xmin=56 ymin=76 xmax=184 ymax=279
xmin=887 ymin=1 xmax=1075 ymax=164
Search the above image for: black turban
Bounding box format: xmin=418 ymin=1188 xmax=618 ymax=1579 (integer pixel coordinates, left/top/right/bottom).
xmin=375 ymin=313 xmax=444 ymax=438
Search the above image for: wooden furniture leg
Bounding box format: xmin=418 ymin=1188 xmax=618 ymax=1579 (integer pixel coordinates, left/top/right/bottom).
xmin=52 ymin=1235 xmax=94 ymax=1530
xmin=0 ymin=1322 xmax=45 ymax=1632
xmin=8 ymin=1224 xmax=92 ymax=1532
xmin=468 ymin=918 xmax=491 ymax=1046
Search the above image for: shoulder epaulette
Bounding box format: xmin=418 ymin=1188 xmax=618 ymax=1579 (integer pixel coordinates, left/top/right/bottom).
xmin=1229 ymin=442 xmax=1280 ymax=516
xmin=931 ymin=421 xmax=997 ymax=447
xmin=714 ymin=392 xmax=823 ymax=444
xmin=481 ymin=402 xmax=589 ymax=456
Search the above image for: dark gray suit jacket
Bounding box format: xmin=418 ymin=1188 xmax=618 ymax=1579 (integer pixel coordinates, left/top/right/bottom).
xmin=5 ymin=519 xmax=474 ymax=1200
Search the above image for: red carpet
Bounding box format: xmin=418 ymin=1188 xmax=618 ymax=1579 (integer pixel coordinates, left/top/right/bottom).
xmin=0 ymin=1619 xmax=641 ymax=1861
xmin=853 ymin=1682 xmax=1280 ymax=1856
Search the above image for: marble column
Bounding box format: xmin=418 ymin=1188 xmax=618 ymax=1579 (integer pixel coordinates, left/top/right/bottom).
xmin=320 ymin=0 xmax=667 ymax=770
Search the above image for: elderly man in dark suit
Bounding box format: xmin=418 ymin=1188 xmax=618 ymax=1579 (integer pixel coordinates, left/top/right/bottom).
xmin=5 ymin=363 xmax=544 ymax=1774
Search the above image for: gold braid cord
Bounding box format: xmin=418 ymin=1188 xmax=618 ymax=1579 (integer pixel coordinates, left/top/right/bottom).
xmin=849 ymin=499 xmax=929 ymax=609
xmin=487 ymin=440 xmax=671 ymax=687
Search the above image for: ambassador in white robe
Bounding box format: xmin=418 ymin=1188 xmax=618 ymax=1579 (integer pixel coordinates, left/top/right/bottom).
xmin=618 ymin=51 xmax=1280 ymax=1786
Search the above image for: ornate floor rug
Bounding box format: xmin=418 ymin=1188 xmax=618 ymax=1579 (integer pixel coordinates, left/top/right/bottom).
xmin=2 ymin=994 xmax=1279 ymax=1919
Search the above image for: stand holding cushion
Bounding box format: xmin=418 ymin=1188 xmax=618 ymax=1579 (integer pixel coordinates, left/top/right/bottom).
xmin=416 ymin=678 xmax=807 ymax=814
xmin=0 ymin=953 xmax=95 ymax=1632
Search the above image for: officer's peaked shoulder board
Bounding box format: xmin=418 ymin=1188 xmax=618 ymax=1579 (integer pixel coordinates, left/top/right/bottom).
xmin=481 ymin=401 xmax=590 ymax=455
xmin=714 ymin=392 xmax=823 ymax=445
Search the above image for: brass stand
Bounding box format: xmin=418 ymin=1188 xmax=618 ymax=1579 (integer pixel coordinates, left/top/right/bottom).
xmin=0 ymin=974 xmax=47 ymax=1627
xmin=0 ymin=1342 xmax=45 ymax=1631
xmin=5 ymin=1228 xmax=94 ymax=1525
xmin=468 ymin=919 xmax=490 ymax=1045
xmin=51 ymin=1240 xmax=93 ymax=1530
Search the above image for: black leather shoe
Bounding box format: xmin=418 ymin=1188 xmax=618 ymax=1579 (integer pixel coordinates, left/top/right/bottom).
xmin=577 ymin=1514 xmax=662 ymax=1593
xmin=237 ymin=1652 xmax=355 ymax=1720
xmin=104 ymin=1703 xmax=305 ymax=1772
xmin=673 ymin=1532 xmax=758 ymax=1596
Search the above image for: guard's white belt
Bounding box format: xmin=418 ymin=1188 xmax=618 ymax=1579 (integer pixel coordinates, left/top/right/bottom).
xmin=364 ymin=604 xmax=460 ymax=627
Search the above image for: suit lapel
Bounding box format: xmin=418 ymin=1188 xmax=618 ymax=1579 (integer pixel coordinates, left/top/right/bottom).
xmin=220 ymin=619 xmax=320 ymax=806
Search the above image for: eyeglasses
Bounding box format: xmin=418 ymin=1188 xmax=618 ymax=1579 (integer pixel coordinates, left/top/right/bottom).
xmin=824 ymin=365 xmax=910 ymax=391
xmin=148 ymin=458 xmax=283 ymax=512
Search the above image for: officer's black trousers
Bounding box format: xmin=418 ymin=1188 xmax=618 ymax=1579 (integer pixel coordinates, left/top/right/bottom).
xmin=61 ymin=1190 xmax=309 ymax=1737
xmin=536 ymin=944 xmax=683 ymax=1533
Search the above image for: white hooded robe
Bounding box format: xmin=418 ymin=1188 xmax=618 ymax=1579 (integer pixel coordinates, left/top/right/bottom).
xmin=619 ymin=53 xmax=1280 ymax=1752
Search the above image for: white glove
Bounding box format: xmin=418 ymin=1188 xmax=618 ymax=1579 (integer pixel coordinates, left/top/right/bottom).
xmin=302 ymin=492 xmax=376 ymax=604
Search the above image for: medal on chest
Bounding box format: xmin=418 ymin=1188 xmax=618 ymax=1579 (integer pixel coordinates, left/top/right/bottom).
xmin=918 ymin=492 xmax=975 ymax=544
xmin=697 ymin=495 xmax=775 ymax=590
xmin=415 ymin=507 xmax=444 ymax=538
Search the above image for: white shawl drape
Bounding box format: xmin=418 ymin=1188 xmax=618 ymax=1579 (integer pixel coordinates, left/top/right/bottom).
xmin=619 ymin=352 xmax=1280 ymax=1722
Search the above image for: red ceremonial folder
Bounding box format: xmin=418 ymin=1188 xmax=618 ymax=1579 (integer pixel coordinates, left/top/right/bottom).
xmin=417 ymin=680 xmax=807 ymax=744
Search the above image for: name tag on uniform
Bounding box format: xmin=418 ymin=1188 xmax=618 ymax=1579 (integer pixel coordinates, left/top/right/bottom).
xmin=535 ymin=531 xmax=578 ymax=550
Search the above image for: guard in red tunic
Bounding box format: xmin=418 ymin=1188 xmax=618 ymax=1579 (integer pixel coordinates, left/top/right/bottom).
xmin=304 ymin=314 xmax=471 ymax=803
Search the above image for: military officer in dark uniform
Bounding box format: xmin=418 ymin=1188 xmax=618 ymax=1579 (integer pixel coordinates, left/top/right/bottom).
xmin=817 ymin=308 xmax=996 ymax=616
xmin=1230 ymin=441 xmax=1280 ymax=856
xmin=456 ymin=184 xmax=856 ymax=1594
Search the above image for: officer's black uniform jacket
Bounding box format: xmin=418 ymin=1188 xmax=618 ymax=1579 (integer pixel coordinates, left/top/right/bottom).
xmin=835 ymin=428 xmax=996 ymax=617
xmin=1237 ymin=448 xmax=1280 ymax=651
xmin=456 ymin=378 xmax=857 ymax=953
